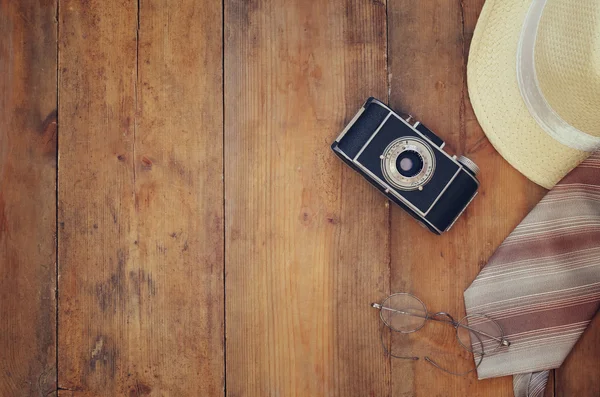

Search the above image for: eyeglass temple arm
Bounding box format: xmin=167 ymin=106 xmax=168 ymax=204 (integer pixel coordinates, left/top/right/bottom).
xmin=429 ymin=312 xmax=510 ymax=347
xmin=454 ymin=322 xmax=511 ymax=347
xmin=423 ymin=326 xmax=485 ymax=376
xmin=371 ymin=303 xmax=510 ymax=347
xmin=424 ymin=330 xmax=486 ymax=377
xmin=423 ymin=356 xmax=480 ymax=377
xmin=371 ymin=303 xmax=428 ymax=320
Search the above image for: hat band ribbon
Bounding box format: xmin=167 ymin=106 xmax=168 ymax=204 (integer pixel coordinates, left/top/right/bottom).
xmin=516 ymin=0 xmax=600 ymax=152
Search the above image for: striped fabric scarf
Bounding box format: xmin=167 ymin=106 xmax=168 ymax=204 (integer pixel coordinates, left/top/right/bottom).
xmin=464 ymin=151 xmax=600 ymax=397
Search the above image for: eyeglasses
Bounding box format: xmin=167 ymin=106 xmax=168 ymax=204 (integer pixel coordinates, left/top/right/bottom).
xmin=371 ymin=293 xmax=510 ymax=376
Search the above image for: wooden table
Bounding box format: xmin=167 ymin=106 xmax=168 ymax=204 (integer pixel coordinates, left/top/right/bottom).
xmin=1 ymin=1 xmax=598 ymax=396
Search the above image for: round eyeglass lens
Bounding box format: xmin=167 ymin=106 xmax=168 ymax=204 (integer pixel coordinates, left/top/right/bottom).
xmin=456 ymin=314 xmax=504 ymax=356
xmin=380 ymin=293 xmax=427 ymax=333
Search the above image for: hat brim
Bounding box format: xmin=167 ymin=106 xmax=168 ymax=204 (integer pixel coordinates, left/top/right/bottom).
xmin=467 ymin=0 xmax=589 ymax=189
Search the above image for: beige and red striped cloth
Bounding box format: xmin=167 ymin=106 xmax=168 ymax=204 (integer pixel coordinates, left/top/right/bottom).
xmin=464 ymin=151 xmax=600 ymax=397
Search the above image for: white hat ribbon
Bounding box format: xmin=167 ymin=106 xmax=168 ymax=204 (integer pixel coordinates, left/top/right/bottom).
xmin=517 ymin=0 xmax=600 ymax=152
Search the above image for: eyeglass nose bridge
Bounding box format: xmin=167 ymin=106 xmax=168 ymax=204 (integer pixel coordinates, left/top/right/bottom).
xmin=430 ymin=311 xmax=458 ymax=326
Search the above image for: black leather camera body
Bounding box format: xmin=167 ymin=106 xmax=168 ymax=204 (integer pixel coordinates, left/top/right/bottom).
xmin=331 ymin=98 xmax=480 ymax=235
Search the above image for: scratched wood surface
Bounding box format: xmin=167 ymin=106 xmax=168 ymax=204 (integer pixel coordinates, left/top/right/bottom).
xmin=0 ymin=1 xmax=57 ymax=396
xmin=224 ymin=0 xmax=390 ymax=395
xmin=2 ymin=0 xmax=600 ymax=396
xmin=57 ymin=0 xmax=223 ymax=395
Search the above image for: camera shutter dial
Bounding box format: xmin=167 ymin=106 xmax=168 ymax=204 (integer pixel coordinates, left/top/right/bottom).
xmin=456 ymin=155 xmax=480 ymax=176
xmin=381 ymin=137 xmax=436 ymax=191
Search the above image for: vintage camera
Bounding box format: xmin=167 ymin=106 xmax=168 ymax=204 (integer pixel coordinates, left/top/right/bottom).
xmin=331 ymin=98 xmax=479 ymax=234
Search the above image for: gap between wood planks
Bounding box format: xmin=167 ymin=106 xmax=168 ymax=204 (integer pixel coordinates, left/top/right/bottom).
xmin=47 ymin=1 xmax=561 ymax=395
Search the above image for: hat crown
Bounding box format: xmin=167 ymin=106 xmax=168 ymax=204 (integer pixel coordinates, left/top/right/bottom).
xmin=534 ymin=0 xmax=600 ymax=137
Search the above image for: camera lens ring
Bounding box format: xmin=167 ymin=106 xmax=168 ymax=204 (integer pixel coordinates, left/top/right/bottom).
xmin=396 ymin=150 xmax=424 ymax=178
xmin=381 ymin=137 xmax=436 ymax=191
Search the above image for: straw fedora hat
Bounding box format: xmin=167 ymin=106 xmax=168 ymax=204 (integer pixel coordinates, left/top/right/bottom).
xmin=468 ymin=0 xmax=600 ymax=189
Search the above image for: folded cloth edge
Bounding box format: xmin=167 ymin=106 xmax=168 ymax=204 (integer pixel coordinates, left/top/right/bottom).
xmin=514 ymin=371 xmax=550 ymax=397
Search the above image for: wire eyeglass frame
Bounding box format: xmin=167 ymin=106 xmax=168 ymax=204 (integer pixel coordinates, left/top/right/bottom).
xmin=372 ymin=292 xmax=510 ymax=376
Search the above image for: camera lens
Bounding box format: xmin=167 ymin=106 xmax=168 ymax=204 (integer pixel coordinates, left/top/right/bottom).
xmin=396 ymin=150 xmax=424 ymax=177
xmin=381 ymin=137 xmax=435 ymax=191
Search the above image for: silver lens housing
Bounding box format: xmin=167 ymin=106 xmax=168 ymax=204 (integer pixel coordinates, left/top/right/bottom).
xmin=381 ymin=137 xmax=436 ymax=191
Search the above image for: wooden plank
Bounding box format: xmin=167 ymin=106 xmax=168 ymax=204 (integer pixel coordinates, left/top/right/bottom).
xmin=387 ymin=0 xmax=547 ymax=396
xmin=58 ymin=0 xmax=223 ymax=394
xmin=134 ymin=0 xmax=224 ymax=394
xmin=0 ymin=1 xmax=58 ymax=396
xmin=545 ymin=368 xmax=556 ymax=397
xmin=224 ymin=0 xmax=389 ymax=395
xmin=58 ymin=2 xmax=137 ymax=392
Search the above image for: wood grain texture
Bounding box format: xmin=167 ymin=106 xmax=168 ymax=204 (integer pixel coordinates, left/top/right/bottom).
xmin=58 ymin=2 xmax=137 ymax=392
xmin=58 ymin=0 xmax=223 ymax=395
xmin=2 ymin=0 xmax=597 ymax=395
xmin=224 ymin=0 xmax=389 ymax=395
xmin=387 ymin=1 xmax=548 ymax=396
xmin=0 ymin=1 xmax=58 ymax=396
xmin=135 ymin=0 xmax=224 ymax=394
